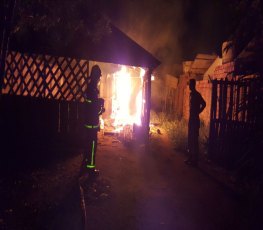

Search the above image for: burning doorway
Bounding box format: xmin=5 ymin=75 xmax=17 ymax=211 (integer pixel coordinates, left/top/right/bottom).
xmin=90 ymin=61 xmax=147 ymax=140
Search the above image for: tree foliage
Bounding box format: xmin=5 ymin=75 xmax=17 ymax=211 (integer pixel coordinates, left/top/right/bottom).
xmin=230 ymin=0 xmax=262 ymax=39
xmin=229 ymin=0 xmax=263 ymax=68
xmin=12 ymin=0 xmax=112 ymax=45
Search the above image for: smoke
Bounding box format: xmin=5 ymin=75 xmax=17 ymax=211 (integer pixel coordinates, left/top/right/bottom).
xmin=111 ymin=0 xmax=186 ymax=64
xmin=109 ymin=0 xmax=232 ymax=66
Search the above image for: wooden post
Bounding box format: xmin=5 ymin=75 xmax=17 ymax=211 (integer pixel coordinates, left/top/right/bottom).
xmin=0 ymin=0 xmax=16 ymax=92
xmin=228 ymin=79 xmax=234 ymax=121
xmin=242 ymin=81 xmax=247 ymax=122
xmin=208 ymin=80 xmax=217 ymax=159
xmin=144 ymin=68 xmax=152 ymax=143
xmin=236 ymin=81 xmax=240 ymax=121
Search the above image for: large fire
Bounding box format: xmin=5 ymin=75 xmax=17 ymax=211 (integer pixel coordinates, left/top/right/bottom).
xmin=109 ymin=66 xmax=145 ymax=133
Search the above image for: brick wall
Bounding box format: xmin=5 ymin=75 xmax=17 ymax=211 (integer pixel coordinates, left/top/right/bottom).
xmin=213 ymin=61 xmax=235 ymax=79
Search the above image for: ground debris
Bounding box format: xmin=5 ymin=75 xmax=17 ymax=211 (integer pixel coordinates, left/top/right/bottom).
xmin=80 ymin=176 xmax=111 ymax=205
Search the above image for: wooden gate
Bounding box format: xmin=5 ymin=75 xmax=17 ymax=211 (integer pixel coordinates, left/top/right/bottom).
xmin=0 ymin=51 xmax=90 ymax=151
xmin=208 ymin=77 xmax=260 ymax=168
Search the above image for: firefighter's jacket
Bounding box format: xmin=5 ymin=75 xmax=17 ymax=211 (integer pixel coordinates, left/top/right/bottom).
xmin=84 ymin=83 xmax=105 ymax=129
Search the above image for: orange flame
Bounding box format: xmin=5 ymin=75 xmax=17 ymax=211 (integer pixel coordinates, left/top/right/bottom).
xmin=111 ymin=66 xmax=145 ymax=132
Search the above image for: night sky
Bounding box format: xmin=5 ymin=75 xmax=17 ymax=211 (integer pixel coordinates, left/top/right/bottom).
xmin=105 ymin=0 xmax=234 ymax=64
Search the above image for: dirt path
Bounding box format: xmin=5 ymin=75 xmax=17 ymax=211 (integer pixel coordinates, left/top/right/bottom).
xmin=0 ymin=152 xmax=84 ymax=229
xmin=0 ymin=130 xmax=255 ymax=229
xmin=83 ymin=131 xmax=247 ymax=230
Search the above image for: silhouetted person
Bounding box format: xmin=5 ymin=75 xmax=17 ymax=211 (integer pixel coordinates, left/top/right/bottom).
xmin=185 ymin=79 xmax=206 ymax=166
xmin=80 ymin=65 xmax=105 ymax=177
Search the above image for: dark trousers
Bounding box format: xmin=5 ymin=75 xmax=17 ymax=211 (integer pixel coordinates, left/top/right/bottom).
xmin=188 ymin=119 xmax=200 ymax=163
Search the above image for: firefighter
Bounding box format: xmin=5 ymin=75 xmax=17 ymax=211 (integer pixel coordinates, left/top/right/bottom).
xmin=81 ymin=65 xmax=105 ymax=176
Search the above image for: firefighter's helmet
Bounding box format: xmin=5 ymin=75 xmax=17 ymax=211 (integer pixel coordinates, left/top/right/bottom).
xmin=90 ymin=65 xmax=102 ymax=81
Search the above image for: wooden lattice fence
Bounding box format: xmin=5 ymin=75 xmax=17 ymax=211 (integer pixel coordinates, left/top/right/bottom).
xmin=208 ymin=77 xmax=260 ymax=168
xmin=2 ymin=51 xmax=89 ymax=101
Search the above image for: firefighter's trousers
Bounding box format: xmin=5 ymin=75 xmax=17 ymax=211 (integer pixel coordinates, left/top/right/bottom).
xmin=83 ymin=127 xmax=98 ymax=170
